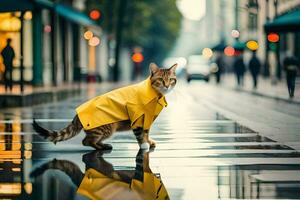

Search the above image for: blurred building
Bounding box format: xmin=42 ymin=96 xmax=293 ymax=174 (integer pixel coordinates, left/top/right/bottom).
xmin=175 ymin=0 xmax=300 ymax=78
xmin=0 ymin=0 xmax=104 ymax=90
xmin=234 ymin=0 xmax=300 ymax=78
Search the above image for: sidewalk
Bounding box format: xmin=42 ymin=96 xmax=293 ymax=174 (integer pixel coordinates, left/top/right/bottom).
xmin=217 ymin=73 xmax=300 ymax=104
xmin=0 ymin=84 xmax=81 ymax=108
xmin=0 ymin=81 xmax=130 ymax=108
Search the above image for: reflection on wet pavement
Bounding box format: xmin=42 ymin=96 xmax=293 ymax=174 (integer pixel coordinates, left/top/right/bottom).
xmin=1 ymin=89 xmax=300 ymax=199
xmin=30 ymin=150 xmax=169 ymax=200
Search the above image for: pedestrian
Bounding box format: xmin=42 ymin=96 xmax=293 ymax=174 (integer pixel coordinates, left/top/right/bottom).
xmin=215 ymin=53 xmax=225 ymax=83
xmin=1 ymin=38 xmax=15 ymax=92
xmin=233 ymin=50 xmax=246 ymax=87
xmin=248 ymin=51 xmax=261 ymax=89
xmin=283 ymin=54 xmax=299 ymax=98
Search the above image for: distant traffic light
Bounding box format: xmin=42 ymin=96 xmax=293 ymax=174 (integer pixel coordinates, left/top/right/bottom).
xmin=132 ymin=52 xmax=144 ymax=63
xmin=267 ymin=33 xmax=279 ymax=43
xmin=89 ymin=9 xmax=101 ymax=20
xmin=246 ymin=40 xmax=259 ymax=51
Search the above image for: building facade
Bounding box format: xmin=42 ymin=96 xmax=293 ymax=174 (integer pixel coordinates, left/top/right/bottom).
xmin=236 ymin=0 xmax=300 ymax=79
xmin=0 ymin=0 xmax=105 ymax=92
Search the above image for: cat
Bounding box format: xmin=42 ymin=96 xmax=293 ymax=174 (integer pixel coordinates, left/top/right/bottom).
xmin=33 ymin=63 xmax=177 ymax=150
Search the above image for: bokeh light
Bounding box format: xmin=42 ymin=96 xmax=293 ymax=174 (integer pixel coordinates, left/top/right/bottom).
xmin=246 ymin=40 xmax=259 ymax=51
xmin=231 ymin=29 xmax=240 ymax=38
xmin=44 ymin=25 xmax=51 ymax=33
xmin=224 ymin=46 xmax=235 ymax=56
xmin=267 ymin=33 xmax=279 ymax=43
xmin=202 ymin=48 xmax=213 ymax=59
xmin=0 ymin=17 xmax=21 ymax=31
xmin=84 ymin=31 xmax=93 ymax=40
xmin=89 ymin=9 xmax=101 ymax=20
xmin=24 ymin=11 xmax=32 ymax=20
xmin=132 ymin=52 xmax=144 ymax=63
xmin=88 ymin=36 xmax=100 ymax=46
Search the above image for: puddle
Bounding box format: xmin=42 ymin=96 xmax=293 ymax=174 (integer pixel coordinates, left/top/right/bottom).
xmin=31 ymin=150 xmax=168 ymax=200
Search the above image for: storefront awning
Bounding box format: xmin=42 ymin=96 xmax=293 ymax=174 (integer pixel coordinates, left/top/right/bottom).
xmin=0 ymin=0 xmax=34 ymax=12
xmin=264 ymin=9 xmax=300 ymax=33
xmin=35 ymin=0 xmax=97 ymax=26
xmin=54 ymin=4 xmax=97 ymax=26
xmin=0 ymin=0 xmax=97 ymax=27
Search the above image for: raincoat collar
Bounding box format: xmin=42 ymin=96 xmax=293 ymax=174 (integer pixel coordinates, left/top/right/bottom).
xmin=138 ymin=77 xmax=167 ymax=107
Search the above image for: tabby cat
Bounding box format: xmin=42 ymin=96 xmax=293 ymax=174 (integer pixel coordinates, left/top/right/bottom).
xmin=33 ymin=63 xmax=177 ymax=150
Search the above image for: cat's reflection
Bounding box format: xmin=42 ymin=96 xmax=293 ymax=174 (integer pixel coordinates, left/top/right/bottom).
xmin=31 ymin=149 xmax=169 ymax=200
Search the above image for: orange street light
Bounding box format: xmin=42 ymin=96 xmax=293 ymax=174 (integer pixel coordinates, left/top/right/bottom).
xmin=132 ymin=52 xmax=144 ymax=63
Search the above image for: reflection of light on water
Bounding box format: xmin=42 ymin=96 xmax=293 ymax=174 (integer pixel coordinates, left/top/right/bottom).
xmin=157 ymin=83 xmax=232 ymax=199
xmin=24 ymin=182 xmax=32 ymax=194
xmin=0 ymin=183 xmax=21 ymax=195
xmin=0 ymin=114 xmax=33 ymax=197
xmin=176 ymin=0 xmax=206 ymax=21
xmin=12 ymin=168 xmax=21 ymax=172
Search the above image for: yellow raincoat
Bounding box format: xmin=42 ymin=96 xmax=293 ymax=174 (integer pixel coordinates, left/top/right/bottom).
xmin=76 ymin=78 xmax=167 ymax=130
xmin=77 ymin=168 xmax=169 ymax=200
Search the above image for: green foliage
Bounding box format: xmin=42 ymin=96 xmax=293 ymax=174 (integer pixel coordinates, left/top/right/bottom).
xmin=123 ymin=0 xmax=182 ymax=65
xmin=85 ymin=0 xmax=117 ymax=31
xmin=85 ymin=0 xmax=182 ymax=65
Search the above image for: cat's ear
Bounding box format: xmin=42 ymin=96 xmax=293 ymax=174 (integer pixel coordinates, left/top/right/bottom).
xmin=149 ymin=63 xmax=159 ymax=76
xmin=168 ymin=63 xmax=178 ymax=74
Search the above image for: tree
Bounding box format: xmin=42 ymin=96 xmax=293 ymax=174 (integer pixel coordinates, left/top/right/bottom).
xmin=85 ymin=0 xmax=182 ymax=79
xmin=123 ymin=0 xmax=181 ymax=66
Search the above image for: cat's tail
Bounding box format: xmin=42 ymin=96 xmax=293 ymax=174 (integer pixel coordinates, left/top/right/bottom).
xmin=32 ymin=115 xmax=83 ymax=144
xmin=30 ymin=159 xmax=84 ymax=187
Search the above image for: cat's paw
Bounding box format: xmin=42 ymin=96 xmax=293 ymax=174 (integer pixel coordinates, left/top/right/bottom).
xmin=149 ymin=138 xmax=156 ymax=148
xmin=140 ymin=142 xmax=150 ymax=150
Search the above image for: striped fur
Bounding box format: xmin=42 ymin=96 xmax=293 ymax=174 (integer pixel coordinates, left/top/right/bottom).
xmin=32 ymin=63 xmax=177 ymax=150
xmin=33 ymin=115 xmax=83 ymax=144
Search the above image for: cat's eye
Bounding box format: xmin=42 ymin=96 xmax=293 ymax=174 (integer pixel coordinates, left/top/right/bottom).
xmin=170 ymin=78 xmax=176 ymax=83
xmin=157 ymin=78 xmax=164 ymax=82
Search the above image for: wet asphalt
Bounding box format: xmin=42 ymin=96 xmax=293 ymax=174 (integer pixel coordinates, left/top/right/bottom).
xmin=1 ymin=81 xmax=300 ymax=199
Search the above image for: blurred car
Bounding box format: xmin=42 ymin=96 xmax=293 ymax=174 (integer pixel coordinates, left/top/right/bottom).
xmin=186 ymin=55 xmax=211 ymax=82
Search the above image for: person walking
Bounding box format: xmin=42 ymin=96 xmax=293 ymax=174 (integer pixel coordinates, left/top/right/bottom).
xmin=215 ymin=53 xmax=225 ymax=84
xmin=233 ymin=50 xmax=246 ymax=87
xmin=248 ymin=51 xmax=261 ymax=89
xmin=1 ymin=38 xmax=15 ymax=92
xmin=283 ymin=54 xmax=299 ymax=98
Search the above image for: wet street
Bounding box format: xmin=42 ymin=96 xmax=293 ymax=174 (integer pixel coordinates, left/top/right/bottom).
xmin=1 ymin=81 xmax=300 ymax=200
